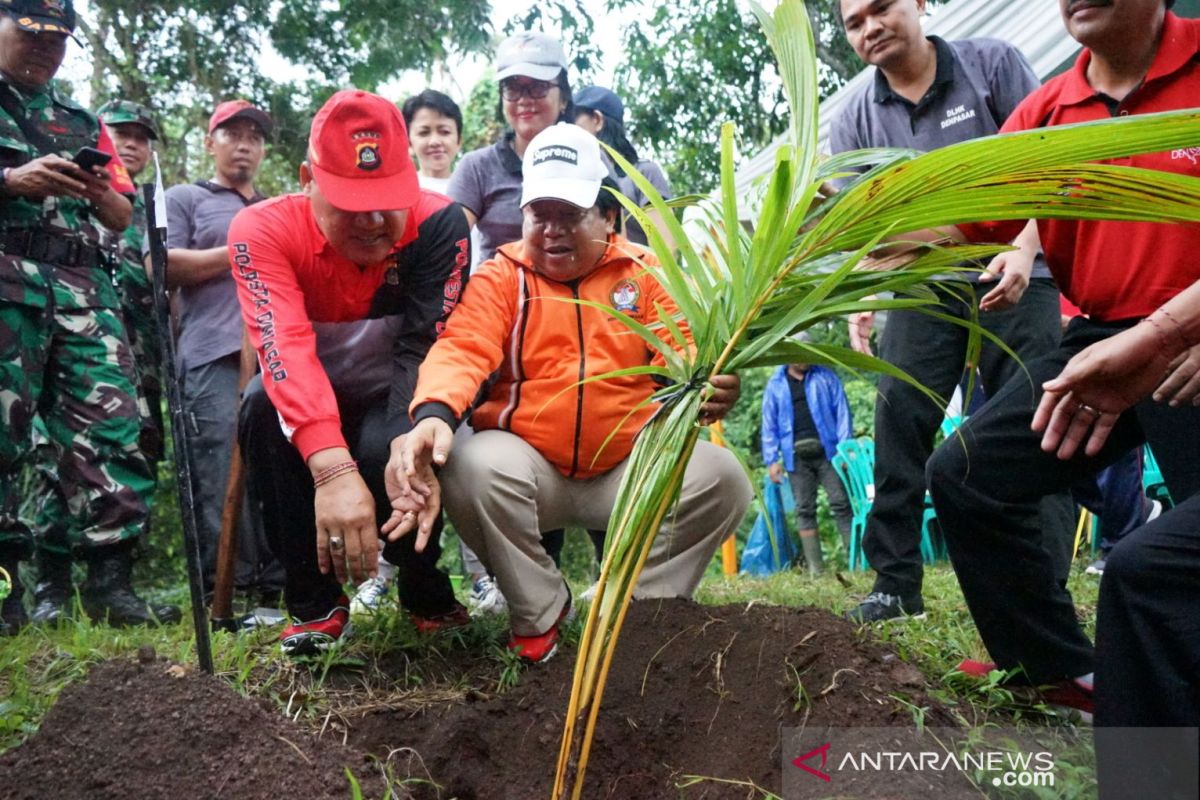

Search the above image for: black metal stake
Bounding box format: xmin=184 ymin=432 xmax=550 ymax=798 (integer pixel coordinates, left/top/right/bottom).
xmin=144 ymin=182 xmax=213 ymax=674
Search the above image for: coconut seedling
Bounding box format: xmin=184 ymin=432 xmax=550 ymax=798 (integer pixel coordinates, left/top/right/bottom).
xmin=552 ymin=1 xmax=1200 ymax=797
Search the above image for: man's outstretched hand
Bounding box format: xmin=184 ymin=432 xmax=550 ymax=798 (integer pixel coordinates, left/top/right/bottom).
xmin=1032 ymin=323 xmax=1171 ymax=459
xmin=382 ymin=419 xmax=455 ymax=551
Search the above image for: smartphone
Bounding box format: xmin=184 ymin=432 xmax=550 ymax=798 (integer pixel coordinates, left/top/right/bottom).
xmin=72 ymin=146 xmax=112 ymax=172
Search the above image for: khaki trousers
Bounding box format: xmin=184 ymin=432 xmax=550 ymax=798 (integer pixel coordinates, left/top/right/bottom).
xmin=443 ymin=430 xmax=752 ymax=635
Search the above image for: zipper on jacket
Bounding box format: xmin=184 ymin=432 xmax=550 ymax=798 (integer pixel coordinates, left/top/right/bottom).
xmin=569 ymin=282 xmax=586 ymax=478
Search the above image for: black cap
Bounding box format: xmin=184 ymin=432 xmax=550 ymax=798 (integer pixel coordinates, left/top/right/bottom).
xmin=574 ymin=86 xmax=624 ymax=123
xmin=0 ymin=0 xmax=75 ymax=35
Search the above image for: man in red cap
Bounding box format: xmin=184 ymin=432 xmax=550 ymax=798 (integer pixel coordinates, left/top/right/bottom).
xmin=164 ymin=98 xmax=281 ymax=604
xmin=230 ymin=89 xmax=472 ymax=656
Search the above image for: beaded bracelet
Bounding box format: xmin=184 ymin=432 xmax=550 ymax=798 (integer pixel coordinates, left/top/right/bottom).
xmin=313 ymin=460 xmax=358 ymax=488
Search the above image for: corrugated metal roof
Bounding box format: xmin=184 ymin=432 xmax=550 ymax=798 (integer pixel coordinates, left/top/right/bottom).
xmin=732 ymin=0 xmax=1081 ymax=199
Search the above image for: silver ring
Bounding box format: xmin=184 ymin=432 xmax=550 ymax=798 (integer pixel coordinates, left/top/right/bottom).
xmin=402 ymin=511 xmax=415 ymax=519
xmin=329 ymin=536 xmax=345 ymax=552
xmin=1077 ymin=403 xmax=1100 ymax=417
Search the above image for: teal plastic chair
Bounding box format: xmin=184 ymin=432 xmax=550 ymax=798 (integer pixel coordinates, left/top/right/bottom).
xmin=1142 ymin=445 xmax=1173 ymax=507
xmin=919 ymin=416 xmax=963 ymax=563
xmin=832 ymin=437 xmax=875 ymax=571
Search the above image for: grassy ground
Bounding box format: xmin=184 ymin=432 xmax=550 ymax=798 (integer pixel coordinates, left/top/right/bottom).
xmin=0 ymin=522 xmax=1104 ymax=798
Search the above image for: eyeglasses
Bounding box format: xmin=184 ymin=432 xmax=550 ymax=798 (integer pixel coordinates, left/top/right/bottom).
xmin=500 ymin=79 xmax=556 ymax=102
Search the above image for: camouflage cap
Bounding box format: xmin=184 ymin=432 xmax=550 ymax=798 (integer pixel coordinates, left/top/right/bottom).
xmin=0 ymin=0 xmax=75 ymax=35
xmin=97 ymin=99 xmax=160 ymax=140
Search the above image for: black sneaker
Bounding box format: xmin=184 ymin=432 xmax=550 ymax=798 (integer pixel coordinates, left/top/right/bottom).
xmin=845 ymin=591 xmax=925 ymax=623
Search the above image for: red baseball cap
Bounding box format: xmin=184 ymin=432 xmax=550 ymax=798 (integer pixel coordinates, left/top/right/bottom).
xmin=306 ymin=89 xmax=419 ymax=213
xmin=208 ymin=99 xmax=273 ymax=136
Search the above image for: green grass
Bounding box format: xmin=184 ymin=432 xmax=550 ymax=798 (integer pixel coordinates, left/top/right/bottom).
xmin=0 ymin=547 xmax=1103 ymax=797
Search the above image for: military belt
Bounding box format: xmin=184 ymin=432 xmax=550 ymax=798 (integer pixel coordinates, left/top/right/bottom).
xmin=0 ymin=228 xmax=102 ymax=269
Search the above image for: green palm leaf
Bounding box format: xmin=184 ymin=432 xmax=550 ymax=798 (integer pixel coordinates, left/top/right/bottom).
xmin=553 ymin=2 xmax=1200 ymax=798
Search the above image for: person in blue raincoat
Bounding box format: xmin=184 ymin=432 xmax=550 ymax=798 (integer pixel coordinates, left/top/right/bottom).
xmin=761 ymin=352 xmax=853 ymax=574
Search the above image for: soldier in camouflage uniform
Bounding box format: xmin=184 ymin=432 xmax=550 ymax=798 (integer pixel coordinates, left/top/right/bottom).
xmin=26 ymin=98 xmax=174 ymax=625
xmin=0 ymin=0 xmax=179 ymax=633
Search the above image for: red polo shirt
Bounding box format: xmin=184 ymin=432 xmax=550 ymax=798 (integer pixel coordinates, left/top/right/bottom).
xmin=227 ymin=191 xmax=470 ymax=460
xmin=958 ymin=12 xmax=1200 ymax=322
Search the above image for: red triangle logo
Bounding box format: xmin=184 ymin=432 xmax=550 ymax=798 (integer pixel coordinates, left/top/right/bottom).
xmin=792 ymin=742 xmax=832 ymax=782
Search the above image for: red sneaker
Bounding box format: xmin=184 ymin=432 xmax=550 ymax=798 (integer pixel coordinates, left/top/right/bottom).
xmin=280 ymin=597 xmax=351 ymax=657
xmin=409 ymin=602 xmax=471 ymax=634
xmin=508 ymin=590 xmax=575 ymax=664
xmin=954 ymin=658 xmax=998 ymax=678
xmin=1039 ymin=677 xmax=1094 ymax=724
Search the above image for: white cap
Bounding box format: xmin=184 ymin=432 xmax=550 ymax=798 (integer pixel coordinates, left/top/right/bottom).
xmin=520 ymin=123 xmax=609 ymax=209
xmin=496 ymin=32 xmax=569 ymax=81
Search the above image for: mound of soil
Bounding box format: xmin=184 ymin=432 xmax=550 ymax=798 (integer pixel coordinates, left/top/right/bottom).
xmin=1 ymin=600 xmax=976 ymax=799
xmin=350 ymin=599 xmax=971 ymax=799
xmin=0 ymin=656 xmax=393 ymax=800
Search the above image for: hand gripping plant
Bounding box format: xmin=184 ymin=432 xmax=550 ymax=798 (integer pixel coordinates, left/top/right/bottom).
xmin=552 ymin=1 xmax=1200 ymax=797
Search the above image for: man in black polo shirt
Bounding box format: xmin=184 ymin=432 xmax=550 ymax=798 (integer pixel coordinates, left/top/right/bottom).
xmin=831 ymin=0 xmax=1072 ymax=622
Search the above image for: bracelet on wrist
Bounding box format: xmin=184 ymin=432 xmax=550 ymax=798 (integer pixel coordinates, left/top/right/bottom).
xmin=1141 ymin=311 xmax=1190 ymax=358
xmin=313 ymin=459 xmax=358 ymax=488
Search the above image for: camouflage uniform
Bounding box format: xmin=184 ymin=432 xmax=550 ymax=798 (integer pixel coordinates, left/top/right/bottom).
xmin=0 ymin=81 xmax=154 ymax=560
xmin=28 ymin=101 xmax=163 ymax=559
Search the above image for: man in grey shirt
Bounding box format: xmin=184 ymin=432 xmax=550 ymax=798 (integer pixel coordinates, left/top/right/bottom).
xmin=831 ymin=0 xmax=1072 ymax=622
xmin=165 ymin=99 xmax=282 ymax=602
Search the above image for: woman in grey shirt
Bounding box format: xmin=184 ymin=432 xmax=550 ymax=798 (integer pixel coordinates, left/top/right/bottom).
xmin=448 ymin=31 xmax=574 ymax=261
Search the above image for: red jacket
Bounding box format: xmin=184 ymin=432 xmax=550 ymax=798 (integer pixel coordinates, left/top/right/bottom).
xmin=958 ymin=13 xmax=1200 ymax=322
xmin=412 ymin=236 xmax=682 ymax=478
xmin=228 ymin=191 xmax=470 ymax=460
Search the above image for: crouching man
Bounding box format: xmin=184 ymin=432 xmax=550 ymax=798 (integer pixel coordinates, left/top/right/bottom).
xmin=229 ymin=90 xmax=472 ymax=656
xmin=394 ymin=123 xmax=753 ymax=663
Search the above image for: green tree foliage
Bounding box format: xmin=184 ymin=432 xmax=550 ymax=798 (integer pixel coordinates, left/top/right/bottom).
xmin=613 ymin=0 xmax=861 ymax=194
xmin=81 ymin=0 xmax=491 ymax=195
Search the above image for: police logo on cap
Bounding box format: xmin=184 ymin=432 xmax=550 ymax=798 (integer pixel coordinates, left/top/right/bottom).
xmin=352 ymin=131 xmax=382 ymax=171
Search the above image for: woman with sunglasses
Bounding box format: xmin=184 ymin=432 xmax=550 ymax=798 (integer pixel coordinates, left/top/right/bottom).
xmin=448 ymin=31 xmax=574 ymax=263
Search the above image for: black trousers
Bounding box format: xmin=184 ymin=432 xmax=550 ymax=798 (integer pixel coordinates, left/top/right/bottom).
xmin=927 ymin=316 xmax=1200 ymax=683
xmin=1094 ymin=493 xmax=1200 ymax=800
xmin=238 ymin=375 xmax=457 ymax=621
xmin=866 ymin=278 xmax=1073 ymax=599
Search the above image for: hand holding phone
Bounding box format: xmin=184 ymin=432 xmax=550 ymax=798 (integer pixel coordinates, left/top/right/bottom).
xmin=72 ymin=146 xmax=112 ymax=173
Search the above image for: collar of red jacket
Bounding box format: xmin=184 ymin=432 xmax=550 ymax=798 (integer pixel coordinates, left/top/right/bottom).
xmin=1058 ymin=12 xmax=1198 ymax=106
xmin=494 ymin=232 xmax=655 ymax=279
xmin=302 ymin=193 xmax=420 ymax=260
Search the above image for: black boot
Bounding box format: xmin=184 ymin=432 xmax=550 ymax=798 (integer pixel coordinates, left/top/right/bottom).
xmin=82 ymin=543 xmax=182 ymax=627
xmin=30 ymin=549 xmax=74 ymax=625
xmin=0 ymin=547 xmax=28 ymax=636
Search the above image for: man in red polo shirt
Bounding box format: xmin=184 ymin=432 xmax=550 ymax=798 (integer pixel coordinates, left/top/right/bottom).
xmin=925 ymin=0 xmax=1200 ymax=716
xmin=228 ymin=90 xmax=471 ymax=656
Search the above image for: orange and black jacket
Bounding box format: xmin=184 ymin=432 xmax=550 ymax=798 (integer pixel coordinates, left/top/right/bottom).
xmin=410 ymin=235 xmax=682 ymax=479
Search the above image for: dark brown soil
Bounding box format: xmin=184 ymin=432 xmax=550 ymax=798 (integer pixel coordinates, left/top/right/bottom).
xmin=0 ymin=657 xmax=395 ymax=800
xmin=1 ymin=600 xmax=977 ymax=799
xmin=349 ymin=599 xmax=972 ymax=799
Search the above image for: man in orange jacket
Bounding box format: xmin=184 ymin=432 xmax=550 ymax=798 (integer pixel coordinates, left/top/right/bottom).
xmin=392 ymin=123 xmax=752 ymax=663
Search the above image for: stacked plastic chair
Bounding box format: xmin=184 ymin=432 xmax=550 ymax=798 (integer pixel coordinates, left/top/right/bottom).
xmin=832 ymin=437 xmax=874 ymax=571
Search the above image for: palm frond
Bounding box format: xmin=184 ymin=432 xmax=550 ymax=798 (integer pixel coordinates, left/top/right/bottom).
xmin=553 ymin=2 xmax=1200 ymax=798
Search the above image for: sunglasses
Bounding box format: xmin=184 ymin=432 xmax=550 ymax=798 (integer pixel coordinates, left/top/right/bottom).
xmin=500 ymin=79 xmax=556 ymax=102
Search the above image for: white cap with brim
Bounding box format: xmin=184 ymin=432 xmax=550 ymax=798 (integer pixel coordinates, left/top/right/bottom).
xmin=496 ymin=32 xmax=569 ymax=82
xmin=520 ymin=123 xmax=609 ymax=209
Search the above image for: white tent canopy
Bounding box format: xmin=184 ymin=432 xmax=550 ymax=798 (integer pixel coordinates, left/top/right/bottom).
xmin=731 ymin=0 xmax=1082 ymax=205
